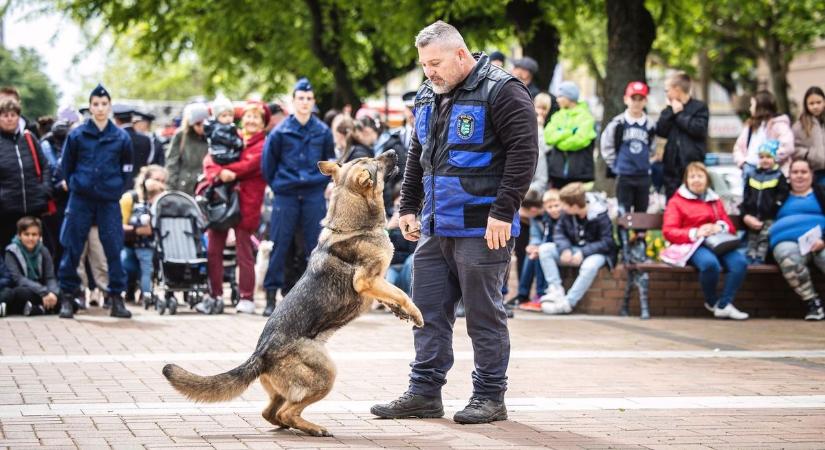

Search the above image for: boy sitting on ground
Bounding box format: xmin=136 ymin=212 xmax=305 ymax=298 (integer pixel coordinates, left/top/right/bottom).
xmin=740 ymin=140 xmax=789 ymax=264
xmin=515 ymin=189 xmax=563 ymax=312
xmin=3 ymin=217 xmax=60 ymax=316
xmin=538 ymin=183 xmax=617 ymax=315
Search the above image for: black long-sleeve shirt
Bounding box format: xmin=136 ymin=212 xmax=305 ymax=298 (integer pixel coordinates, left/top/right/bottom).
xmin=399 ymin=79 xmax=538 ymax=223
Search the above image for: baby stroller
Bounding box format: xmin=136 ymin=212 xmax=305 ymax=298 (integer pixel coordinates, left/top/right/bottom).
xmin=150 ymin=191 xmax=211 ymax=314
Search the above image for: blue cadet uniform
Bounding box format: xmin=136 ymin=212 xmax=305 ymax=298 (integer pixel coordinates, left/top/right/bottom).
xmin=58 ymin=84 xmax=133 ymax=304
xmin=399 ymin=53 xmax=538 ymax=402
xmin=260 ymin=78 xmax=335 ymax=298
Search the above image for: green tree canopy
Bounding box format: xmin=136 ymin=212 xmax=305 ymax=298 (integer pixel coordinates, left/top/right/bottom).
xmin=0 ymin=46 xmax=58 ymax=119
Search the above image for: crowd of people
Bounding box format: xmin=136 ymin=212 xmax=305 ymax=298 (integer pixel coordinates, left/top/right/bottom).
xmin=1 ymin=49 xmax=824 ymax=323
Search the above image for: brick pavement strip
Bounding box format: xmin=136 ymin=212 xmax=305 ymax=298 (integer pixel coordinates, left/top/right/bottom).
xmin=2 ymin=310 xmax=825 ymax=448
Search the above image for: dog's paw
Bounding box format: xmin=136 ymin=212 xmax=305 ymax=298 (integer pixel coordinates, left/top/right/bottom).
xmin=410 ymin=306 xmax=424 ymax=328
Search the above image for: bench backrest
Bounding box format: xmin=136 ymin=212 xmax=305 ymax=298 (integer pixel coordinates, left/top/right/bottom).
xmin=616 ymin=212 xmax=744 ymax=232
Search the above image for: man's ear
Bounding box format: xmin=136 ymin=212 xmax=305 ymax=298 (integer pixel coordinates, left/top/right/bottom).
xmin=318 ymin=161 xmax=341 ymax=178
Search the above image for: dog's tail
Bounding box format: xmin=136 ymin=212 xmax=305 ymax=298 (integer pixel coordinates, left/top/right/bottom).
xmin=162 ymin=354 xmax=265 ymax=403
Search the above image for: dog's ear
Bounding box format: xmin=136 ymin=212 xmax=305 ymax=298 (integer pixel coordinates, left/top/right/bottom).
xmin=318 ymin=161 xmax=341 ymax=179
xmin=356 ymin=169 xmax=374 ymax=188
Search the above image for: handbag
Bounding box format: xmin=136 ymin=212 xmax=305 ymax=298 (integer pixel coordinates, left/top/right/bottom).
xmin=199 ymin=181 xmax=241 ymax=231
xmin=661 ymin=237 xmax=704 ymax=267
xmin=702 ymin=201 xmax=740 ymax=256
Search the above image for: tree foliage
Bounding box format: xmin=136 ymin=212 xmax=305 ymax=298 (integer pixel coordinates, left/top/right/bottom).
xmin=0 ymin=46 xmax=58 ymax=119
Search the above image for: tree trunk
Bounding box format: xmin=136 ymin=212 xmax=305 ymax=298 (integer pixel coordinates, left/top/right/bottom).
xmin=764 ymin=33 xmax=791 ymax=115
xmin=505 ymin=0 xmax=560 ymax=92
xmin=698 ymin=48 xmax=711 ymax=103
xmin=305 ymin=0 xmax=361 ymax=111
xmin=595 ymin=0 xmax=656 ymax=194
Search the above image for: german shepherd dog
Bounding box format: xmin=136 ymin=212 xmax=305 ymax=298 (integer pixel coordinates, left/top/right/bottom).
xmin=163 ymin=150 xmax=423 ymax=437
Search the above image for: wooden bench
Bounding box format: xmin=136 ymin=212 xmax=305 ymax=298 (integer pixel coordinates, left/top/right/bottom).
xmin=615 ymin=212 xmax=780 ymax=318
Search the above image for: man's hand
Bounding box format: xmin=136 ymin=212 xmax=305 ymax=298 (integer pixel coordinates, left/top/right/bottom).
xmin=399 ymin=214 xmax=421 ymax=242
xmin=811 ymin=239 xmax=825 ymax=254
xmin=526 ymin=244 xmax=539 ymax=260
xmin=42 ymin=292 xmax=58 ymax=310
xmin=560 ymin=249 xmax=573 ymax=265
xmin=743 ymin=215 xmax=764 ymax=231
xmin=484 ymin=217 xmax=511 ymax=250
xmin=218 ymin=169 xmax=236 ymax=183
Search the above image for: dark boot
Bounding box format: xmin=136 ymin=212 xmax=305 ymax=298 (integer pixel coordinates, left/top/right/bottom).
xmin=59 ymin=293 xmax=75 ymax=319
xmin=805 ymin=298 xmax=824 ymax=321
xmin=263 ymin=290 xmax=277 ymax=317
xmin=453 ymin=396 xmax=508 ymax=424
xmin=108 ymin=293 xmax=132 ymax=319
xmin=370 ymin=391 xmax=444 ymax=419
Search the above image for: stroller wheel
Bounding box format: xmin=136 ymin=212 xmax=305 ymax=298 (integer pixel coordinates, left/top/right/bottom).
xmin=156 ymin=298 xmax=166 ymax=315
xmin=167 ymin=297 xmax=177 ymax=315
xmin=230 ymin=286 xmax=240 ymax=306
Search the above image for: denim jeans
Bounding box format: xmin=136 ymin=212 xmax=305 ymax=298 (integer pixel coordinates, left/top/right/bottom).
xmin=385 ymin=254 xmax=414 ymax=295
xmin=538 ymin=243 xmax=607 ymax=307
xmin=741 ymin=163 xmax=757 ymax=186
xmin=688 ymin=246 xmax=747 ymax=308
xmin=121 ymin=247 xmax=154 ymax=295
xmin=517 ymin=257 xmax=547 ymax=297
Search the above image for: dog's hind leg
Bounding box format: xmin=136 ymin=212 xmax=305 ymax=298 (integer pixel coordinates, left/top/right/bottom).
xmin=275 ymin=341 xmax=336 ymax=437
xmin=259 ymin=374 xmax=286 ymax=428
xmin=353 ymin=269 xmax=423 ymax=327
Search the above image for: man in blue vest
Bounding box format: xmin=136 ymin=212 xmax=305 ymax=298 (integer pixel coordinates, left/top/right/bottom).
xmin=370 ymin=21 xmax=538 ymax=424
xmin=261 ymin=78 xmax=336 ymax=317
xmin=58 ymin=84 xmax=134 ymax=319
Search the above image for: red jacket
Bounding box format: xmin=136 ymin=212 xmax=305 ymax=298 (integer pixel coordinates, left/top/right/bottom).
xmin=203 ymin=131 xmax=267 ymax=231
xmin=663 ymin=185 xmax=735 ymax=244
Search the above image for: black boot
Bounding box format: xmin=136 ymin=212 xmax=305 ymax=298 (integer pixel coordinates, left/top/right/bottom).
xmin=59 ymin=292 xmax=75 ymax=319
xmin=263 ymin=290 xmax=277 ymax=317
xmin=108 ymin=293 xmax=132 ymax=319
xmin=370 ymin=391 xmax=444 ymax=419
xmin=453 ymin=396 xmax=508 ymax=424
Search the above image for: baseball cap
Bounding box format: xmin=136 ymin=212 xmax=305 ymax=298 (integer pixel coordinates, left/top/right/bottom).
xmin=625 ymin=81 xmax=649 ymax=98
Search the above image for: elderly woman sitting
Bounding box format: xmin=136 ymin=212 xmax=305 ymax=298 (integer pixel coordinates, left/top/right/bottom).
xmin=662 ymin=162 xmax=749 ymax=320
xmin=771 ymin=158 xmax=825 ymax=320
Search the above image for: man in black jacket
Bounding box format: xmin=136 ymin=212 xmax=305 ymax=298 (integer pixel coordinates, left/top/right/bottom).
xmin=656 ymin=72 xmax=709 ymax=199
xmin=370 ymin=21 xmax=537 ymax=425
xmin=113 ymin=105 xmax=154 ymax=182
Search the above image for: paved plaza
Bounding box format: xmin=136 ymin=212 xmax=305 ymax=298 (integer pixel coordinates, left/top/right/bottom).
xmin=2 ymin=301 xmax=825 ymax=449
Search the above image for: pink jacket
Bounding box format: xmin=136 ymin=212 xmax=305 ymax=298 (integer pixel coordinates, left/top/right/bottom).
xmin=733 ymin=115 xmax=794 ymax=175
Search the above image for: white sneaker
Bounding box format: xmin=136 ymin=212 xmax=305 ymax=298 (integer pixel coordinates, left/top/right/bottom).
xmin=539 ymin=285 xmax=566 ymax=303
xmin=235 ymin=299 xmax=256 ymax=314
xmin=541 ymin=298 xmax=572 ymax=315
xmin=714 ymin=303 xmax=749 ymax=320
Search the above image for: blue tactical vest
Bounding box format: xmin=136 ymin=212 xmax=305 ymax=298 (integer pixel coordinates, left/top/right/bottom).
xmin=613 ymin=119 xmax=654 ymax=177
xmin=414 ymin=53 xmax=520 ymax=238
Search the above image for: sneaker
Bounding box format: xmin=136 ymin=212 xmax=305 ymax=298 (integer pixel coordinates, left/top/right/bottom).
xmin=541 ymin=298 xmax=572 ymax=315
xmin=453 ymin=396 xmax=508 ymax=424
xmin=195 ymin=297 xmax=216 ymax=314
xmin=456 ymin=302 xmax=465 ymax=318
xmin=0 ymin=302 xmax=6 ymax=317
xmin=539 ymin=285 xmax=565 ymax=303
xmin=704 ymin=301 xmax=716 ymax=313
xmin=805 ymin=299 xmax=824 ymax=321
xmin=518 ymin=300 xmax=543 ymax=312
xmin=714 ymin=303 xmax=749 ymax=320
xmin=235 ymin=299 xmax=256 ymax=314
xmin=370 ymin=391 xmax=444 ymax=419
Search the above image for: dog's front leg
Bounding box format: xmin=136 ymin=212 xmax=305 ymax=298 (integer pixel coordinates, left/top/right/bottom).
xmin=353 ymin=269 xmax=423 ymax=327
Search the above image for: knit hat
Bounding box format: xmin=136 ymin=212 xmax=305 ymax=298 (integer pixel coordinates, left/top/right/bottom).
xmin=57 ymin=105 xmax=80 ymax=124
xmin=293 ymin=78 xmax=313 ymax=94
xmin=758 ymin=139 xmax=779 ymax=159
xmin=89 ymin=83 xmax=110 ymax=101
xmin=184 ymin=103 xmax=209 ymax=125
xmin=556 ymin=81 xmax=580 ymax=102
xmin=211 ymin=97 xmax=234 ymax=119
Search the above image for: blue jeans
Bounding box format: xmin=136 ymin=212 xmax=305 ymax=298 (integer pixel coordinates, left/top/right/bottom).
xmin=385 ymin=254 xmax=414 ymax=295
xmin=121 ymin=247 xmax=154 ymax=295
xmin=517 ymin=257 xmax=546 ymax=297
xmin=538 ymin=243 xmax=606 ymax=307
xmin=688 ymin=246 xmax=747 ymax=308
xmin=741 ymin=163 xmax=757 ymax=186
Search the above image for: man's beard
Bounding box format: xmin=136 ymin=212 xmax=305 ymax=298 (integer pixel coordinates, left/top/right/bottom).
xmin=429 ymin=76 xmax=454 ymax=94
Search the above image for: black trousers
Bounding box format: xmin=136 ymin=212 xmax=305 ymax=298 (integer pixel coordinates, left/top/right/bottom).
xmin=0 ymin=286 xmax=48 ymax=315
xmin=616 ymin=175 xmax=651 ymax=213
